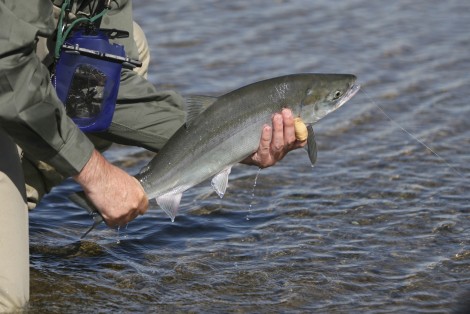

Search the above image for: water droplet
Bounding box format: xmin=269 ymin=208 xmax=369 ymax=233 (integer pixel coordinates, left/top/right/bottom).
xmin=116 ymin=226 xmax=121 ymax=244
xmin=124 ymin=224 xmax=129 ymax=239
xmin=246 ymin=168 xmax=261 ymax=221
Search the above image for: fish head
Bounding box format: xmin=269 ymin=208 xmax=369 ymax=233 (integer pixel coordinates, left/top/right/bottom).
xmin=299 ymin=74 xmax=360 ymax=124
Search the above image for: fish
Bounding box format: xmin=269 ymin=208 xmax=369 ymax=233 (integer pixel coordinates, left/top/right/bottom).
xmin=71 ymin=73 xmax=360 ymax=237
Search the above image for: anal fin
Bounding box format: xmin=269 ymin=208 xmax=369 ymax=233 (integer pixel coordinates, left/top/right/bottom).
xmin=211 ymin=167 xmax=232 ymax=198
xmin=156 ymin=192 xmax=183 ymax=222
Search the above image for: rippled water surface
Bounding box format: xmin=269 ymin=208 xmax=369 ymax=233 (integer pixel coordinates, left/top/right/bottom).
xmin=30 ymin=0 xmax=470 ymax=312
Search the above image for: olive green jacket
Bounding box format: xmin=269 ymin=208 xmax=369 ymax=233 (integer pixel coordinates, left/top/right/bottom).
xmin=0 ymin=0 xmax=94 ymax=176
xmin=1 ymin=0 xmax=186 ymax=179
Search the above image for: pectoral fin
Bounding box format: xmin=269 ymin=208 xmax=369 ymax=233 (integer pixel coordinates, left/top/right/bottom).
xmin=305 ymin=124 xmax=318 ymax=166
xmin=156 ymin=192 xmax=183 ymax=222
xmin=211 ymin=167 xmax=232 ymax=198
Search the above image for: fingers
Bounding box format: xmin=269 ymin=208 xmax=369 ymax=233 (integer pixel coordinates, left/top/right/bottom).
xmin=283 ymin=109 xmax=308 ymax=149
xmin=259 ymin=124 xmax=273 ymax=161
xmin=100 ymin=189 xmax=148 ymax=228
xmin=281 ymin=109 xmax=296 ymax=149
xmin=106 ymin=178 xmax=148 ymax=227
xmin=271 ymin=113 xmax=284 ymax=156
xmin=270 ymin=109 xmax=304 ymax=158
xmin=74 ymin=150 xmax=149 ymax=229
xmin=240 ymin=108 xmax=307 ymax=168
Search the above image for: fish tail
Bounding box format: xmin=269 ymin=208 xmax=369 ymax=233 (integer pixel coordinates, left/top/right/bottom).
xmin=68 ymin=191 xmax=104 ymax=238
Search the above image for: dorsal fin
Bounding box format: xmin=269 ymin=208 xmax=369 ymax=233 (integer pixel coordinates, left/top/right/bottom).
xmin=184 ymin=95 xmax=218 ymax=127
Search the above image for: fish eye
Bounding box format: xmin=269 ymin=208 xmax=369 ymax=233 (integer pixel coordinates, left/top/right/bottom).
xmin=333 ymin=90 xmax=342 ymax=99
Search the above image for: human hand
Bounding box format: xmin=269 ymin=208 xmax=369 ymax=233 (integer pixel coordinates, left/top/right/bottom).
xmin=241 ymin=108 xmax=307 ymax=168
xmin=73 ymin=150 xmax=149 ymax=227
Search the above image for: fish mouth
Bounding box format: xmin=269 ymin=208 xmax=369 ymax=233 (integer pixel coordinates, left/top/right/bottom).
xmin=336 ymin=84 xmax=360 ymax=109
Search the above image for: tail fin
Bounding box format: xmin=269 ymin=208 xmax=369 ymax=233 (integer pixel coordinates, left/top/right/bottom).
xmin=69 ymin=191 xmax=104 ymax=239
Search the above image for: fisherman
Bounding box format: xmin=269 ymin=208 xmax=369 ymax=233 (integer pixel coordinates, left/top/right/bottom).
xmin=0 ymin=0 xmax=305 ymax=311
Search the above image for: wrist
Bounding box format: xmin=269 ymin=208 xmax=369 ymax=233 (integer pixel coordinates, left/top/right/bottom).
xmin=73 ymin=149 xmax=108 ymax=190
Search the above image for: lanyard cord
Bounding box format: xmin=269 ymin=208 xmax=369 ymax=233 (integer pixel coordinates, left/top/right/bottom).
xmin=54 ymin=0 xmax=110 ymax=59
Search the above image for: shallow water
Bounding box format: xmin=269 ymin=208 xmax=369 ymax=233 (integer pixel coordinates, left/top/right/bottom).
xmin=30 ymin=0 xmax=470 ymax=312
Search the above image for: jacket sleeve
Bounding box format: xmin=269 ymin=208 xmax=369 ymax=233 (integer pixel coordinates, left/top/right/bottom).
xmin=0 ymin=0 xmax=94 ymax=176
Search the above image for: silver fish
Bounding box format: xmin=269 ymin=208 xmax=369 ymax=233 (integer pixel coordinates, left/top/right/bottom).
xmin=72 ymin=73 xmax=360 ymax=237
xmin=136 ymin=73 xmax=360 ymax=221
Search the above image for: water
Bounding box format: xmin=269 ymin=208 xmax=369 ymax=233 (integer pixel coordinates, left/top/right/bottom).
xmin=29 ymin=0 xmax=470 ymax=312
xmin=247 ymin=167 xmax=262 ymax=221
